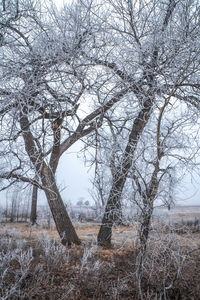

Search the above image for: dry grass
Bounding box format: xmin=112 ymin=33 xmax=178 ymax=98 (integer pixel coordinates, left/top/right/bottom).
xmin=0 ymin=221 xmax=200 ymax=299
xmin=0 ymin=222 xmax=137 ymax=248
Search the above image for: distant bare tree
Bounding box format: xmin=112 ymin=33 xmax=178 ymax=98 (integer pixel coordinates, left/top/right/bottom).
xmin=30 ymin=182 xmax=38 ymax=225
xmin=9 ymin=190 xmax=18 ymax=222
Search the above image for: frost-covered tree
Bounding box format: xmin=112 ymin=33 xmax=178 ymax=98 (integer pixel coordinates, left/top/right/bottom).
xmin=131 ymin=98 xmax=200 ymax=281
xmin=84 ymin=0 xmax=200 ymax=246
xmin=0 ymin=0 xmax=128 ymax=244
xmin=1 ymin=0 xmax=200 ymax=248
xmin=30 ymin=178 xmax=38 ymax=225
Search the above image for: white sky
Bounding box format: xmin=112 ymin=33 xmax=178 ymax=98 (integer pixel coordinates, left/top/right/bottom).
xmin=56 ymin=142 xmax=95 ymax=205
xmin=57 ymin=151 xmax=200 ymax=206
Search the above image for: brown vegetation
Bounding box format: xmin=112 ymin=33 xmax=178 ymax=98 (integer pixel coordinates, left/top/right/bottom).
xmin=0 ymin=222 xmax=199 ymax=300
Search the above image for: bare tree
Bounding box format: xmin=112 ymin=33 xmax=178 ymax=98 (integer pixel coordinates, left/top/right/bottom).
xmin=0 ymin=0 xmax=130 ymax=244
xmin=128 ymin=94 xmax=200 ymax=293
xmin=90 ymin=0 xmax=200 ymax=246
xmin=30 ymin=181 xmax=38 ymax=226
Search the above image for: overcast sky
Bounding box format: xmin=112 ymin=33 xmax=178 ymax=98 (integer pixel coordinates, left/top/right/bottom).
xmin=56 ymin=142 xmax=95 ymax=205
xmin=57 ymin=155 xmax=200 ymax=206
xmin=1 ymin=142 xmax=200 ymax=207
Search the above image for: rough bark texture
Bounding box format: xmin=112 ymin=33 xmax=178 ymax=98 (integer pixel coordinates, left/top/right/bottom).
xmin=97 ymin=0 xmax=177 ymax=247
xmin=139 ymin=206 xmax=153 ymax=252
xmin=136 ymin=204 xmax=153 ymax=286
xmin=30 ymin=184 xmax=38 ymax=225
xmin=20 ymin=113 xmax=80 ymax=246
xmin=97 ymin=99 xmax=153 ymax=246
xmin=41 ymin=164 xmax=81 ymax=246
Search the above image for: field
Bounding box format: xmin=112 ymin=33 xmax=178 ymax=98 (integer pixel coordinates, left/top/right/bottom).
xmin=0 ymin=206 xmax=200 ymax=299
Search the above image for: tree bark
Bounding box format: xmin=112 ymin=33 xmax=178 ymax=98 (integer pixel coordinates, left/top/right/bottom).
xmin=20 ymin=113 xmax=80 ymax=246
xmin=97 ymin=0 xmax=177 ymax=247
xmin=97 ymin=98 xmax=153 ymax=246
xmin=139 ymin=206 xmax=153 ymax=254
xmin=136 ymin=205 xmax=153 ymax=288
xmin=97 ymin=180 xmax=123 ymax=247
xmin=41 ymin=164 xmax=81 ymax=246
xmin=30 ymin=184 xmax=38 ymax=225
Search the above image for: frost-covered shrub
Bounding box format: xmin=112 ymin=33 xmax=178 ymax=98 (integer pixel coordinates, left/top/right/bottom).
xmin=138 ymin=230 xmax=197 ymax=299
xmin=80 ymin=244 xmax=98 ymax=273
xmin=36 ymin=234 xmax=69 ymax=271
xmin=0 ymin=228 xmax=33 ymax=299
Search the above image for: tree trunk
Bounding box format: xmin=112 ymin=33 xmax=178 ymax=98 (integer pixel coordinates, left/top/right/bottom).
xmin=97 ymin=98 xmax=153 ymax=246
xmin=20 ymin=113 xmax=80 ymax=245
xmin=30 ymin=184 xmax=38 ymax=225
xmin=97 ymin=0 xmax=177 ymax=247
xmin=139 ymin=208 xmax=153 ymax=254
xmin=97 ymin=176 xmax=125 ymax=247
xmin=136 ymin=204 xmax=153 ymax=287
xmin=41 ymin=164 xmax=81 ymax=246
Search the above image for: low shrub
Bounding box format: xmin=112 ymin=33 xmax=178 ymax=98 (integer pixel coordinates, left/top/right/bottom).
xmin=0 ymin=226 xmax=199 ymax=299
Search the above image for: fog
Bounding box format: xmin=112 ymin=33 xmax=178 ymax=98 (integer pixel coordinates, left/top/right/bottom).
xmin=1 ymin=147 xmax=200 ymax=208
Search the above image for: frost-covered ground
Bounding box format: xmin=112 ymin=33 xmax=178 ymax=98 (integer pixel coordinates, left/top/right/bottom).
xmin=153 ymin=205 xmax=200 ymax=218
xmin=0 ymin=221 xmax=199 ymax=299
xmin=0 ymin=206 xmax=200 ymax=298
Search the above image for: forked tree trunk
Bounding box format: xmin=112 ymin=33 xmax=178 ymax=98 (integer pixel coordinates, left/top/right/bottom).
xmin=136 ymin=165 xmax=160 ymax=284
xmin=30 ymin=184 xmax=38 ymax=225
xmin=20 ymin=114 xmax=80 ymax=246
xmin=41 ymin=164 xmax=81 ymax=246
xmin=97 ymin=0 xmax=177 ymax=248
xmin=97 ymin=98 xmax=153 ymax=246
xmin=2 ymin=0 xmax=5 ymax=11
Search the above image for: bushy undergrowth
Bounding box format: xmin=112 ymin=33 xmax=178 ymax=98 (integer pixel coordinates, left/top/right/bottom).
xmin=172 ymin=217 xmax=200 ymax=233
xmin=0 ymin=226 xmax=199 ymax=300
xmin=0 ymin=227 xmax=32 ymax=299
xmin=141 ymin=231 xmax=200 ymax=299
xmin=151 ymin=218 xmax=200 ymax=240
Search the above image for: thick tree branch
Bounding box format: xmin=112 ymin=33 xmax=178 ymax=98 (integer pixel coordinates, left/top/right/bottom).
xmin=59 ymin=88 xmax=130 ymax=157
xmin=20 ymin=113 xmax=42 ymax=172
xmin=162 ymin=0 xmax=177 ymax=31
xmin=0 ymin=172 xmax=42 ymax=188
